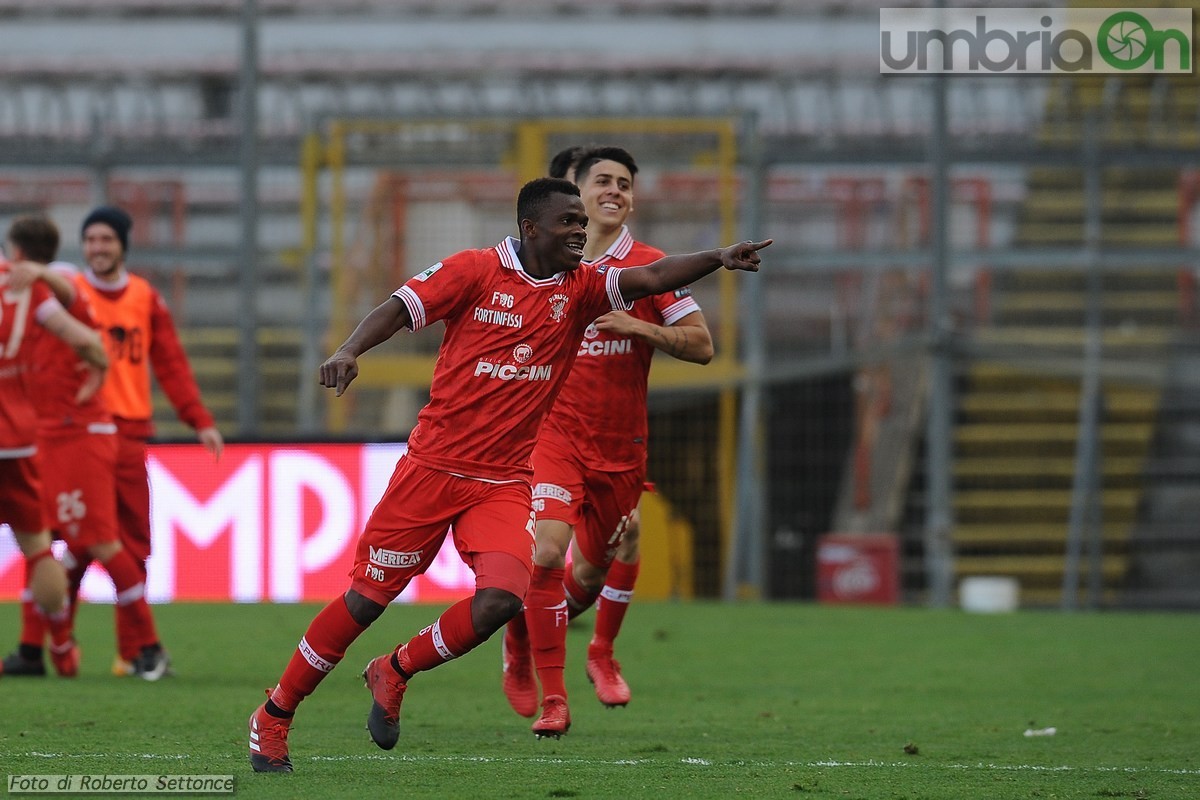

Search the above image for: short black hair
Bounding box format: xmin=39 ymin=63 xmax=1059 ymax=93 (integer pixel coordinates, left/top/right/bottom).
xmin=548 ymin=146 xmax=588 ymax=180
xmin=517 ymin=177 xmax=580 ymax=229
xmin=573 ymin=146 xmax=639 ymax=184
xmin=7 ymin=214 xmax=60 ymax=264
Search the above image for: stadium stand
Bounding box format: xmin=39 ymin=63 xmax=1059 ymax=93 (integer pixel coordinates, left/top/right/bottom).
xmin=1 ymin=0 xmax=1198 ymax=603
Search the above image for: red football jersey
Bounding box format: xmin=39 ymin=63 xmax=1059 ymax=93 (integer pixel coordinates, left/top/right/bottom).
xmin=539 ymin=228 xmax=701 ymax=471
xmin=392 ymin=237 xmax=628 ymax=481
xmin=26 ymin=265 xmax=113 ymax=438
xmin=0 ymin=260 xmax=62 ymax=456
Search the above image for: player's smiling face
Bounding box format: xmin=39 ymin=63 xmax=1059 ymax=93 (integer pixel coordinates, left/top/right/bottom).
xmin=529 ymin=193 xmax=588 ymax=274
xmin=83 ymin=224 xmax=125 ymax=279
xmin=577 ymin=159 xmax=633 ymax=232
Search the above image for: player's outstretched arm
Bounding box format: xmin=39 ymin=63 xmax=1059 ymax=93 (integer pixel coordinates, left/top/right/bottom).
xmin=320 ymin=296 xmax=413 ymax=397
xmin=593 ymin=310 xmax=714 ymax=364
xmin=617 ymin=239 xmax=771 ymax=303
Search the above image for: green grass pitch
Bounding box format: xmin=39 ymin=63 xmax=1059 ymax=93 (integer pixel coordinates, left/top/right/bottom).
xmin=1 ymin=601 xmax=1198 ymax=799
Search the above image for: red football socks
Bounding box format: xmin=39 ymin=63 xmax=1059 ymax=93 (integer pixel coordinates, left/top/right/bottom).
xmin=45 ymin=602 xmax=73 ymax=649
xmin=563 ymin=567 xmax=599 ymax=620
xmin=104 ymin=548 xmax=160 ymax=652
xmin=18 ymin=559 xmax=45 ymax=649
xmin=526 ymin=565 xmax=568 ymax=699
xmin=593 ymin=558 xmax=639 ymax=647
xmin=506 ymin=601 xmax=529 ymax=642
xmin=270 ymin=596 xmax=366 ymax=713
xmin=395 ymin=596 xmax=482 ymax=675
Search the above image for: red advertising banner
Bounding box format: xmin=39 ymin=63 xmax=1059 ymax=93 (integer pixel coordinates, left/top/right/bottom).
xmin=0 ymin=443 xmax=477 ymax=604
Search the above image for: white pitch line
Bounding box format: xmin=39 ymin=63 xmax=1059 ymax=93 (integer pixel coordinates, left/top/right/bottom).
xmin=24 ymin=752 xmax=1200 ymax=776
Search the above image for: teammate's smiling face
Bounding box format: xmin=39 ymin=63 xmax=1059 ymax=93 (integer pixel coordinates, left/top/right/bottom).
xmin=82 ymin=223 xmax=125 ymax=279
xmin=524 ymin=192 xmax=588 ymax=276
xmin=576 ymin=159 xmax=633 ymax=233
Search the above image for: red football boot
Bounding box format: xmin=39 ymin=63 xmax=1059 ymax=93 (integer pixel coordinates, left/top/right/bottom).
xmin=48 ymin=639 xmax=80 ymax=678
xmin=585 ymin=643 xmax=631 ymax=707
xmin=531 ymin=694 xmax=571 ymax=740
xmin=501 ymin=622 xmax=538 ymax=718
xmin=362 ymin=654 xmax=408 ymax=750
xmin=248 ymin=696 xmax=294 ymax=774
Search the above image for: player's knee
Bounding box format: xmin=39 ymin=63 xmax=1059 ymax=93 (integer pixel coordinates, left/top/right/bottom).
xmin=343 ymin=589 xmax=387 ymax=627
xmin=28 ymin=555 xmax=67 ymax=615
xmin=532 ymin=538 xmax=568 ymax=568
xmin=90 ymin=540 xmax=122 ymax=564
xmin=13 ymin=529 xmax=53 ymax=558
xmin=573 ymin=561 xmax=607 ymax=594
xmin=616 ymin=527 xmax=640 ymax=561
xmin=471 ymin=588 xmax=523 ymax=638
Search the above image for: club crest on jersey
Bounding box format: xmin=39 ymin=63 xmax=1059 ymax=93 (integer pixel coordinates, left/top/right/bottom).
xmin=548 ymin=293 xmax=569 ymax=322
xmin=512 ymin=343 xmax=533 ymax=364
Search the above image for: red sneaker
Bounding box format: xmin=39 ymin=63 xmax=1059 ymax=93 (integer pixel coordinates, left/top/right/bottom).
xmin=248 ymin=698 xmax=293 ymax=773
xmin=501 ymin=623 xmax=538 ymax=718
xmin=362 ymin=654 xmax=408 ymax=750
xmin=586 ymin=644 xmax=631 ymax=707
xmin=531 ymin=694 xmax=571 ymax=739
xmin=49 ymin=639 xmax=80 ymax=678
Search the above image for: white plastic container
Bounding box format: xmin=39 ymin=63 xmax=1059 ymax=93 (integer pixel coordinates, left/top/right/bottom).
xmin=959 ymin=576 xmax=1020 ymax=613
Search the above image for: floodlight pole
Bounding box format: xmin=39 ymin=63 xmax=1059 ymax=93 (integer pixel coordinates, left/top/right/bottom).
xmin=727 ymin=116 xmax=768 ymax=601
xmin=237 ymin=0 xmax=261 ymax=434
xmin=1063 ymin=115 xmax=1105 ymax=611
xmin=923 ymin=58 xmax=955 ymax=609
xmin=88 ymin=111 xmax=111 ymax=209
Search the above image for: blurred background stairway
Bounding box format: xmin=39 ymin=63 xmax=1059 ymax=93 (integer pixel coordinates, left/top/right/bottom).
xmin=948 ymin=63 xmax=1197 ymax=605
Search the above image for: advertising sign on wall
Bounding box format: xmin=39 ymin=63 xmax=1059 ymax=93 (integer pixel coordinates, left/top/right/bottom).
xmin=0 ymin=443 xmax=476 ymax=604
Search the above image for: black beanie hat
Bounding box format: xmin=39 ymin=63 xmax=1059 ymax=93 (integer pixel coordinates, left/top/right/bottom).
xmin=81 ymin=205 xmax=133 ymax=253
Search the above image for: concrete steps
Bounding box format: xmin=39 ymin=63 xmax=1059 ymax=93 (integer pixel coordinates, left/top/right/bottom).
xmin=151 ymin=325 xmax=305 ymax=438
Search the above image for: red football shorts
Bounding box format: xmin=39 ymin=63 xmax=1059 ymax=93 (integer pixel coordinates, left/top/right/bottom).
xmin=531 ymin=441 xmax=644 ymax=568
xmin=349 ymin=456 xmax=536 ymax=606
xmin=0 ymin=455 xmax=48 ymax=534
xmin=39 ymin=428 xmax=119 ymax=549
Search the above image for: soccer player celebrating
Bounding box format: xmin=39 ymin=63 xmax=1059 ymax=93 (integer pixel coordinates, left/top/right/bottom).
xmin=73 ymin=205 xmax=223 ymax=678
xmin=0 ymin=215 xmax=108 ymax=677
xmin=502 ymin=146 xmax=715 ymax=737
xmin=1 ymin=254 xmax=169 ymax=681
xmin=247 ymin=177 xmax=768 ymax=772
